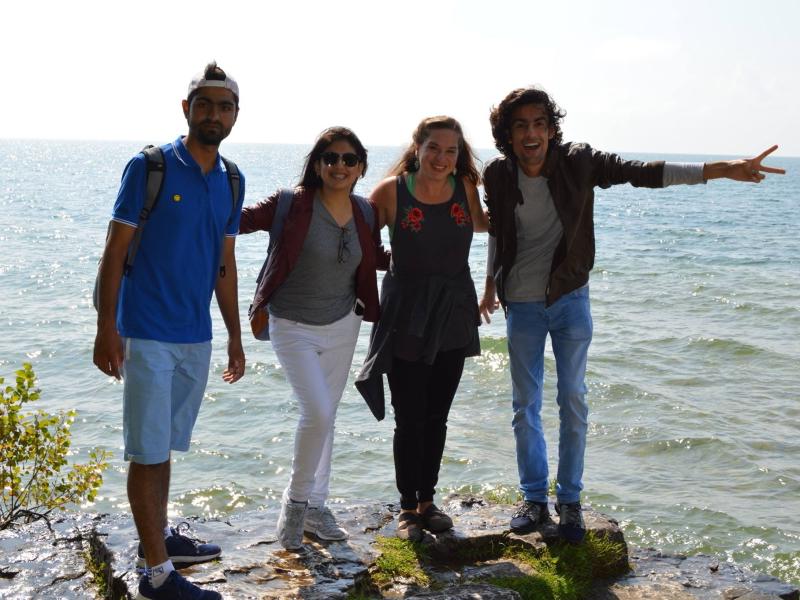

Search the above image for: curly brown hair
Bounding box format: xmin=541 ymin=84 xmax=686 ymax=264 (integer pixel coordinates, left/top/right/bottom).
xmin=489 ymin=87 xmax=566 ymax=158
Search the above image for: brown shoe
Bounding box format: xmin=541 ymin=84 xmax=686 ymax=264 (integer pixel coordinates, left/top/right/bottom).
xmin=419 ymin=504 xmax=453 ymax=533
xmin=396 ymin=511 xmax=423 ymax=542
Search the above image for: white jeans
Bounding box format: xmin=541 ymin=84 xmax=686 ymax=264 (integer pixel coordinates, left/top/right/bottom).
xmin=269 ymin=310 xmax=362 ymax=506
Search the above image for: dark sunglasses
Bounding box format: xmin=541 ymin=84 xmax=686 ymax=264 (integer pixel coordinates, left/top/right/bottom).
xmin=321 ymin=151 xmax=360 ymax=168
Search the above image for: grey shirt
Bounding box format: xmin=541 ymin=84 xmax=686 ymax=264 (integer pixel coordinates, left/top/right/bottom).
xmin=504 ymin=169 xmax=563 ymax=302
xmin=269 ymin=195 xmax=362 ymax=325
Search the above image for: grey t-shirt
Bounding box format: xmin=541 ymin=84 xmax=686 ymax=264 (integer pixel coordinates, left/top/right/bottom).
xmin=504 ymin=169 xmax=563 ymax=302
xmin=268 ymin=195 xmax=362 ymax=325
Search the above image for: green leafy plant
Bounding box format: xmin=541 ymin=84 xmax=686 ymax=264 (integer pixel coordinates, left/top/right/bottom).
xmin=0 ymin=363 xmax=110 ymax=529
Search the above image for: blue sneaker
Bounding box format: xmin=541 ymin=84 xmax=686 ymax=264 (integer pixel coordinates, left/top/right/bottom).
xmin=509 ymin=501 xmax=550 ymax=534
xmin=136 ymin=570 xmax=221 ymax=599
xmin=555 ymin=502 xmax=586 ymax=543
xmin=136 ymin=522 xmax=221 ymax=568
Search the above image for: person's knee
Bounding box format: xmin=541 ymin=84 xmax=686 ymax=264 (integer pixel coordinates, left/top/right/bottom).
xmin=394 ymin=415 xmax=426 ymax=437
xmin=297 ymin=413 xmax=336 ymax=435
xmin=558 ymin=392 xmax=589 ymax=425
xmin=425 ymin=402 xmax=452 ymax=425
xmin=557 ymin=381 xmax=586 ymax=399
xmin=129 ymin=459 xmax=169 ymax=471
xmin=513 ymin=393 xmax=543 ymax=418
xmin=297 ymin=398 xmax=338 ymax=429
xmin=513 ymin=407 xmax=546 ymax=433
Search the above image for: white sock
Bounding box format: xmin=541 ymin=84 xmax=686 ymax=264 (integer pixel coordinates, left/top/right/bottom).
xmin=147 ymin=560 xmax=175 ymax=588
xmin=163 ymin=525 xmax=172 ymax=538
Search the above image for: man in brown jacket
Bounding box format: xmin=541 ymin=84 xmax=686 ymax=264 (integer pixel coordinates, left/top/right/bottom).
xmin=480 ymin=86 xmax=783 ymax=543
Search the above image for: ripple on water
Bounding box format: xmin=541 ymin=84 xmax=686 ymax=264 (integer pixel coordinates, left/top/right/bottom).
xmin=171 ymin=483 xmax=264 ymax=517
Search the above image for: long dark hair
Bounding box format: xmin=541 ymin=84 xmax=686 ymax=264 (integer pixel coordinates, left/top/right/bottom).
xmin=489 ymin=86 xmax=566 ymax=158
xmin=298 ymin=126 xmax=368 ymax=190
xmin=388 ymin=116 xmax=480 ymax=185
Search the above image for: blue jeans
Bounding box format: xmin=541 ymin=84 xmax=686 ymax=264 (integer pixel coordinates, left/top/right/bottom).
xmin=506 ymin=285 xmax=592 ymax=504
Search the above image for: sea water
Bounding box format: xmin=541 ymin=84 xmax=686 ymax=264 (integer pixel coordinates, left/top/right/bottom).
xmin=0 ymin=139 xmax=798 ymax=584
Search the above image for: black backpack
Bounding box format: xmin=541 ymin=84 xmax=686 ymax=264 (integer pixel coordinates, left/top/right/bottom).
xmin=92 ymin=145 xmax=240 ymax=310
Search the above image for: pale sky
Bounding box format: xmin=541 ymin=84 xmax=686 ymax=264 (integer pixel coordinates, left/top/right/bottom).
xmin=3 ymin=0 xmax=798 ymax=156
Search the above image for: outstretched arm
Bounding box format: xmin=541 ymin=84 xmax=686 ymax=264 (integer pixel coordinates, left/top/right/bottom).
xmin=703 ymin=145 xmax=785 ymax=183
xmin=240 ymin=192 xmax=279 ymax=234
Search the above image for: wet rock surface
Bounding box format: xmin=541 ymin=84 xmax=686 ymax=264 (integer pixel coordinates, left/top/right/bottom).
xmin=586 ymin=548 xmax=799 ymax=600
xmin=0 ymin=512 xmax=99 ymax=599
xmin=1 ymin=495 xmax=797 ymax=599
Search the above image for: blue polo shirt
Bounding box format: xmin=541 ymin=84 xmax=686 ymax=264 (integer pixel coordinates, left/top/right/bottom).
xmin=112 ymin=137 xmax=245 ymax=343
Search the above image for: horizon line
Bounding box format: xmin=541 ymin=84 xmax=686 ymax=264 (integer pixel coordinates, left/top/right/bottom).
xmin=1 ymin=137 xmax=796 ymax=161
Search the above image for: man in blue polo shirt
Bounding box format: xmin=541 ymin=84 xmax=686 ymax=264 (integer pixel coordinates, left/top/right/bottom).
xmin=93 ymin=62 xmax=245 ymax=600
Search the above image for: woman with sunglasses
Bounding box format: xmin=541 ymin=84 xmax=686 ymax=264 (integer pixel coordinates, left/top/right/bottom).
xmin=240 ymin=127 xmax=385 ymax=550
xmin=356 ymin=116 xmax=488 ymax=541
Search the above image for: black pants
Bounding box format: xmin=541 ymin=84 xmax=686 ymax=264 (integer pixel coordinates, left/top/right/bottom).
xmin=388 ymin=349 xmax=465 ymax=510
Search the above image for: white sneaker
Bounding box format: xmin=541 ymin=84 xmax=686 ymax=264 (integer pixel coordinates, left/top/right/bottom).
xmin=304 ymin=506 xmax=348 ymax=541
xmin=276 ymin=490 xmax=307 ymax=550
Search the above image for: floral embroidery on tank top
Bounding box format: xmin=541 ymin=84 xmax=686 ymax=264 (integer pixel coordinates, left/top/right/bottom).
xmin=399 ymin=205 xmax=425 ymax=232
xmin=449 ymin=200 xmax=471 ymax=227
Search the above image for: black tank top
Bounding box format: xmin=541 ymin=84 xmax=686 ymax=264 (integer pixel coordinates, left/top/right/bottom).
xmin=390 ymin=175 xmax=478 ymax=360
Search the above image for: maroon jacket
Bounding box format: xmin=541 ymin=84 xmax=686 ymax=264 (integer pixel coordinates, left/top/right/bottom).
xmin=240 ymin=187 xmax=387 ymax=323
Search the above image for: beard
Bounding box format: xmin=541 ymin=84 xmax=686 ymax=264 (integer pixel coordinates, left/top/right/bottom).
xmin=191 ymin=120 xmax=230 ymax=147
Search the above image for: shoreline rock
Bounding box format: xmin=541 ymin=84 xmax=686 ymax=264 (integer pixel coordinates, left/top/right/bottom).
xmin=1 ymin=495 xmax=797 ymax=599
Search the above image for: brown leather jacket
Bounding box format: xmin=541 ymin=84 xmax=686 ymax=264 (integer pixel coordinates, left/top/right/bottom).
xmin=482 ymin=142 xmax=665 ymax=307
xmin=240 ymin=188 xmax=388 ymax=323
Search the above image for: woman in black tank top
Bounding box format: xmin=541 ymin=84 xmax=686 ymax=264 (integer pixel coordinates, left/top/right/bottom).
xmin=356 ymin=116 xmax=489 ymax=541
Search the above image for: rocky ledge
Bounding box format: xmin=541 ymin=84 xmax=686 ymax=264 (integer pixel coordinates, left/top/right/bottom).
xmin=1 ymin=495 xmax=797 ymax=599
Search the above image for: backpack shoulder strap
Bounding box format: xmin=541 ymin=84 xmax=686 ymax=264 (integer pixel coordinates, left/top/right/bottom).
xmin=220 ymin=156 xmax=241 ymax=223
xmin=352 ymin=194 xmax=375 ymax=231
xmin=217 ymin=156 xmax=242 ymax=277
xmin=267 ymin=188 xmax=295 ymax=254
xmin=255 ymin=188 xmax=295 ymax=284
xmin=125 ymin=145 xmax=165 ymax=274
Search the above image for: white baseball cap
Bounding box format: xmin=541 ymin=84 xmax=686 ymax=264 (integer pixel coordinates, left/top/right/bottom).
xmin=187 ymin=62 xmax=239 ymax=103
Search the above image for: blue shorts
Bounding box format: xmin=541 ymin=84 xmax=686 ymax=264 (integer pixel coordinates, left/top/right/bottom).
xmin=122 ymin=338 xmax=212 ymax=464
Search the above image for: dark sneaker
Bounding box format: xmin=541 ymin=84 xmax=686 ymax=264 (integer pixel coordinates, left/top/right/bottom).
xmin=136 ymin=522 xmax=221 ymax=568
xmin=509 ymin=501 xmax=550 ymax=534
xmin=555 ymin=502 xmax=586 ymax=543
xmin=136 ymin=570 xmax=221 ymax=599
xmin=419 ymin=504 xmax=453 ymax=533
xmin=396 ymin=511 xmax=423 ymax=542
